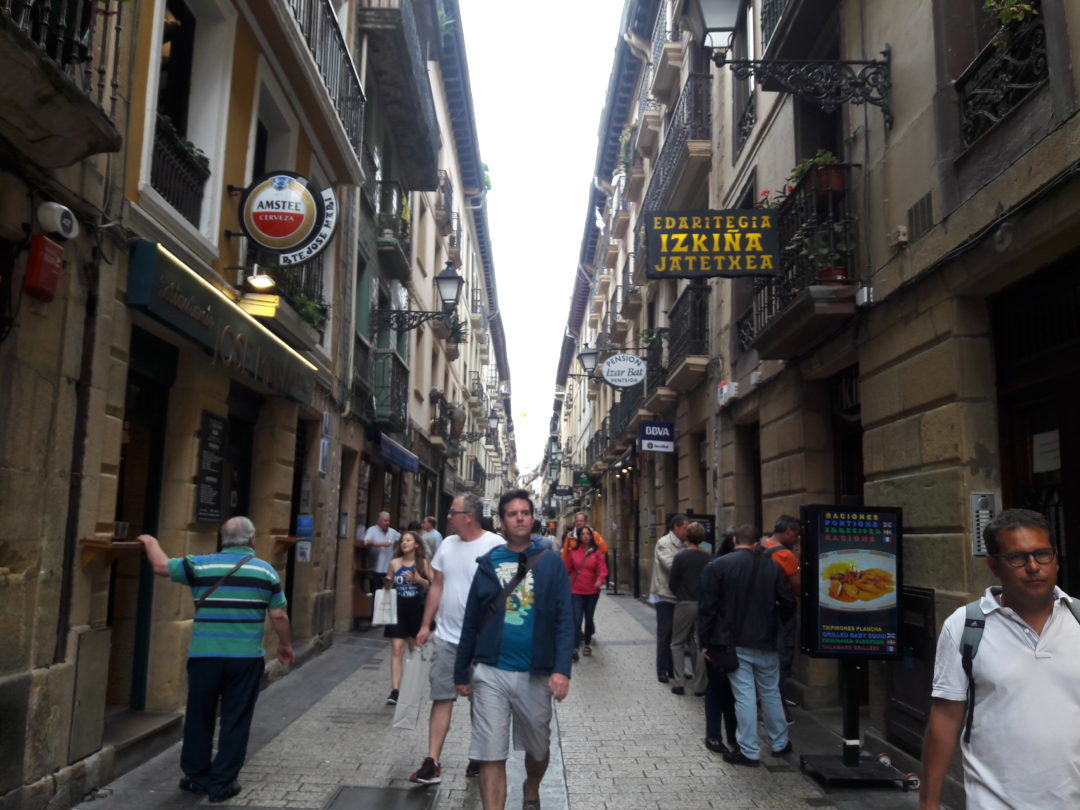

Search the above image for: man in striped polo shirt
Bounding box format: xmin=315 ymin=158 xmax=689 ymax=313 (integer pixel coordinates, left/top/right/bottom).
xmin=137 ymin=516 xmax=293 ymax=803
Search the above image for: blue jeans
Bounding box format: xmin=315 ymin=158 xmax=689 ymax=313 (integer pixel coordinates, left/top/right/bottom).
xmin=572 ymin=593 xmax=599 ymax=647
xmin=727 ymin=647 xmax=788 ymax=760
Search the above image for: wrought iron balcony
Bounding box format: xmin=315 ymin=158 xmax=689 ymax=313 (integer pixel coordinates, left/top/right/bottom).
xmin=608 ymin=383 xmax=644 ymax=444
xmin=150 ymin=114 xmax=211 ymax=227
xmin=0 ymin=0 xmax=122 ymax=167
xmin=761 ymin=0 xmax=793 ymax=52
xmin=667 ymin=283 xmax=710 ymax=373
xmin=956 ymin=15 xmax=1048 ymax=149
xmin=447 ymin=212 xmax=462 ymax=265
xmin=373 ymin=349 xmax=409 ymax=433
xmin=355 ymin=0 xmax=438 ymax=188
xmin=470 ymin=458 xmax=486 ymax=492
xmin=270 ymin=251 xmax=325 ymax=308
xmin=375 ymin=180 xmax=411 ymax=282
xmin=649 ymin=0 xmax=682 ymax=103
xmin=286 ymin=0 xmax=365 ymax=163
xmin=435 ymin=169 xmax=454 ymax=234
xmin=352 ymin=334 xmax=372 ymax=396
xmin=643 ymin=73 xmax=712 ymax=213
xmin=736 ymin=163 xmax=859 ymax=360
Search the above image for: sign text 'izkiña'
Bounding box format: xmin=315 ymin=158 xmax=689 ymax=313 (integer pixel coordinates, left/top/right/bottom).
xmin=644 ymin=210 xmax=780 ymax=279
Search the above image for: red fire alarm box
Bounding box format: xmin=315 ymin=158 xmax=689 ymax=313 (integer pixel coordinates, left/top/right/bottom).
xmin=23 ymin=234 xmax=65 ymax=302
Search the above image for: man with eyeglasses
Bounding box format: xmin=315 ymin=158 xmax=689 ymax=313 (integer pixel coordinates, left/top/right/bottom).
xmin=454 ymin=489 xmax=574 ymax=810
xmin=919 ymin=508 xmax=1080 ymax=810
xmin=409 ymin=494 xmax=503 ymax=785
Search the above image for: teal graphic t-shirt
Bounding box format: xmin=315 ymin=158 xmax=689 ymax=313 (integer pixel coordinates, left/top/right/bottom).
xmin=489 ymin=546 xmax=536 ymax=671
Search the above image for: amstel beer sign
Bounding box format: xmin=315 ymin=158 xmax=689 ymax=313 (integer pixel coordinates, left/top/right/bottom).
xmin=644 ymin=210 xmax=780 ymax=279
xmin=238 ymin=172 xmax=338 ymax=265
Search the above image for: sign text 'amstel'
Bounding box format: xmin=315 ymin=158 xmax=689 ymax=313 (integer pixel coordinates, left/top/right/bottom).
xmin=644 ymin=210 xmax=780 ymax=279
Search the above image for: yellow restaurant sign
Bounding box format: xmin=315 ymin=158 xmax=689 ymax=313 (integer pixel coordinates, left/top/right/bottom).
xmin=644 ymin=210 xmax=780 ymax=279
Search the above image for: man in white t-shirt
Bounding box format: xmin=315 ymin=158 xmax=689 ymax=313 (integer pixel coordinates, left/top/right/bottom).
xmin=421 ymin=515 xmax=443 ymax=558
xmin=409 ymin=494 xmax=503 ymax=785
xmin=919 ymin=508 xmax=1080 ymax=810
xmin=362 ymin=512 xmax=400 ymax=593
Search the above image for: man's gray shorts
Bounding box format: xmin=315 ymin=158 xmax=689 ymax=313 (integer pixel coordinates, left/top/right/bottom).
xmin=428 ymin=636 xmax=461 ymax=701
xmin=468 ymin=663 xmax=553 ymax=762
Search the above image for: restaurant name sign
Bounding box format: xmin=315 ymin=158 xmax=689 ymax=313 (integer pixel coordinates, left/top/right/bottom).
xmin=644 ymin=210 xmax=780 ymax=279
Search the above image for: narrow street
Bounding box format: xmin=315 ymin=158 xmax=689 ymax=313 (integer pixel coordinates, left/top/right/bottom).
xmin=76 ymin=597 xmax=923 ymax=810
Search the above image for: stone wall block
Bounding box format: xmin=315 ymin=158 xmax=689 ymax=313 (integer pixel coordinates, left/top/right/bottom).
xmin=25 ymin=663 xmax=75 ymax=784
xmin=145 ymin=620 xmax=190 ymax=711
xmin=865 ymin=415 xmax=923 ymax=476
xmin=865 ymin=467 xmax=966 ymax=532
xmin=904 ymin=533 xmax=970 ymax=593
xmin=899 ymin=340 xmax=962 ymax=414
xmin=860 ymin=365 xmax=902 ymax=427
xmin=920 ymin=404 xmax=964 ymax=466
xmin=0 ymin=671 xmax=31 ymax=793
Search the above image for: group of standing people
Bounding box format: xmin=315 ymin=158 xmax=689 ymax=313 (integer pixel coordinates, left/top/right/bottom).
xmin=650 ymin=513 xmax=800 ymax=767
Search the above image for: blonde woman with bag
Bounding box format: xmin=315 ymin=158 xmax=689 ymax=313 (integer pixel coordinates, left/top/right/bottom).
xmin=384 ymin=531 xmax=433 ymax=705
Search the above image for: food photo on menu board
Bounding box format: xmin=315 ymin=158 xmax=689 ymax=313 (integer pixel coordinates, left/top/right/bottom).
xmin=800 ymin=505 xmax=903 ymax=659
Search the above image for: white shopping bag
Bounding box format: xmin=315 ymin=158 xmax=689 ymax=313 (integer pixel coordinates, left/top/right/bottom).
xmin=372 ymin=588 xmax=397 ymax=626
xmin=393 ymin=646 xmax=431 ymax=730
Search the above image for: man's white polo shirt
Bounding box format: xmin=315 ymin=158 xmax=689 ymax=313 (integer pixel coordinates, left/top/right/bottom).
xmin=931 ymin=586 xmax=1080 ymax=809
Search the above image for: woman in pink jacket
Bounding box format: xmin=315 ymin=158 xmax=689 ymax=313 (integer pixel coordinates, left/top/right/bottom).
xmin=564 ymin=526 xmax=608 ymax=661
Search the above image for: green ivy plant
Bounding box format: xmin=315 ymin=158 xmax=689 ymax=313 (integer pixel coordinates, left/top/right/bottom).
xmin=789 ymin=149 xmax=839 ymax=184
xmin=446 ymin=313 xmax=468 ymax=343
xmin=156 ymin=113 xmax=210 ymax=172
xmin=982 ymin=0 xmax=1039 ymax=26
xmin=292 ymin=295 xmax=329 ymax=332
xmin=639 ymin=327 xmax=668 ymax=346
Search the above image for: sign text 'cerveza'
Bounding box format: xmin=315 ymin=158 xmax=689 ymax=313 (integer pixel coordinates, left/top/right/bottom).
xmin=644 ymin=210 xmax=780 ymax=279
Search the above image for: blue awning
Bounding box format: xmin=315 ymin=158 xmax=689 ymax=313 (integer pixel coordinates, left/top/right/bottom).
xmin=380 ymin=434 xmax=419 ymax=473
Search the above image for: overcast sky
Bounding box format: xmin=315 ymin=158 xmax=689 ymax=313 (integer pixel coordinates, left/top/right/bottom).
xmin=457 ymin=0 xmax=627 ymax=475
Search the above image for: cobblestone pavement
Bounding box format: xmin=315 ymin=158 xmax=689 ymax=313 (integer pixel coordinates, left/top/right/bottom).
xmin=80 ymin=594 xmax=925 ymax=810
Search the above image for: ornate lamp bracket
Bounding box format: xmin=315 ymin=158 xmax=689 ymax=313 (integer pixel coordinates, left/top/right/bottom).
xmin=374 ymin=309 xmax=449 ymax=332
xmin=720 ymin=46 xmax=893 ymax=130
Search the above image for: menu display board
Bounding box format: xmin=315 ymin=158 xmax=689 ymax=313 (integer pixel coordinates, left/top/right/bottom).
xmin=801 ymin=505 xmax=903 ymax=659
xmin=194 ymin=411 xmax=227 ymax=523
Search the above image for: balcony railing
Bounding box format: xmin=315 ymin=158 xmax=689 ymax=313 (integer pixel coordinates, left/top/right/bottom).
xmin=956 ymin=14 xmax=1048 ymax=148
xmin=435 ymin=169 xmax=453 ymax=231
xmin=668 ymin=283 xmax=710 ymax=370
xmin=471 ymin=285 xmax=484 ymax=315
xmin=151 ymin=114 xmax=211 ymax=227
xmin=608 ymin=383 xmax=643 ymax=440
xmin=646 ymin=335 xmax=667 ymax=392
xmin=352 ymin=334 xmax=372 ymax=393
xmin=650 ymin=0 xmax=679 ymax=66
xmin=285 ymin=0 xmax=365 ymax=161
xmin=468 ymin=370 xmax=484 ymax=400
xmin=375 ymin=180 xmax=411 ymax=279
xmin=2 ymin=0 xmax=120 ymax=112
xmin=643 ymin=73 xmax=712 ymax=212
xmin=373 ymin=349 xmax=409 ymax=433
xmin=761 ymin=0 xmax=793 ymax=51
xmin=448 ymin=211 xmax=462 ymax=262
xmin=736 ymin=164 xmax=857 ymax=352
xmin=470 ymin=458 xmax=486 ymax=491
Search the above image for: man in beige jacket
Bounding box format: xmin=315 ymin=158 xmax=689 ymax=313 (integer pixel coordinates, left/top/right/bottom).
xmin=649 ymin=514 xmax=688 ymax=682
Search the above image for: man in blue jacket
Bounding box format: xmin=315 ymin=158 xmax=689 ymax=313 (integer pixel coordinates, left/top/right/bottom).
xmin=455 ymin=489 xmax=574 ymax=810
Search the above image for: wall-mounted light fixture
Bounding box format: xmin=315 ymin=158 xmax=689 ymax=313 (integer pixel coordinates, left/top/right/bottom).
xmin=375 ymin=261 xmax=464 ymax=331
xmin=684 ymin=0 xmax=893 ymax=129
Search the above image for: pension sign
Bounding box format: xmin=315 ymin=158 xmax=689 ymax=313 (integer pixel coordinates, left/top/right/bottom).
xmin=644 ymin=210 xmax=780 ymax=279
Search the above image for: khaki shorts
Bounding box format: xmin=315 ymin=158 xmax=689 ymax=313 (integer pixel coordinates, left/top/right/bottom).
xmin=467 ymin=663 xmax=553 ymax=762
xmin=428 ymin=636 xmax=460 ymax=701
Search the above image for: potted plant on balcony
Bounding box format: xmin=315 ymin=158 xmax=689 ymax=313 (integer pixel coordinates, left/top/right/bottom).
xmin=445 ymin=313 xmax=468 ymax=347
xmin=790 ymin=149 xmax=844 ymax=196
xmin=293 ymin=295 xmax=330 ymax=332
xmin=790 ymin=221 xmax=857 ymax=285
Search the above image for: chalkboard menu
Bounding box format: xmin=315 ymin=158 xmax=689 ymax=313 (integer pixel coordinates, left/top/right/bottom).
xmin=194 ymin=411 xmax=227 ymax=523
xmin=801 ymin=504 xmax=903 ymax=659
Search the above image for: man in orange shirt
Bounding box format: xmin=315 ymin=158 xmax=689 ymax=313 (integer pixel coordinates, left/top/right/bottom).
xmin=560 ymin=512 xmax=607 ymax=560
xmin=762 ymin=515 xmax=801 ymax=717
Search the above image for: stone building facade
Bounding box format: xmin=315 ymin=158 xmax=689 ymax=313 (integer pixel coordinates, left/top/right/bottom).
xmin=0 ymin=2 xmax=514 ymax=808
xmin=546 ymin=0 xmax=1080 ymax=794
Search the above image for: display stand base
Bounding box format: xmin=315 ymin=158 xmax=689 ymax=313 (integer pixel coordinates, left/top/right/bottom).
xmin=800 ymin=754 xmax=920 ymax=791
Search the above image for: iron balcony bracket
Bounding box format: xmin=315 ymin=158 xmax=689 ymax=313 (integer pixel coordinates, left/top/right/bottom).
xmin=374 ymin=309 xmax=449 ymax=332
xmin=719 ymin=46 xmax=893 ymax=130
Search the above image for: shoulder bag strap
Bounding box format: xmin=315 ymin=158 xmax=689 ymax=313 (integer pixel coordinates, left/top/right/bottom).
xmin=194 ymin=555 xmax=254 ymax=610
xmin=481 ymin=550 xmax=549 ymax=629
xmin=960 ymin=600 xmax=986 ymax=743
